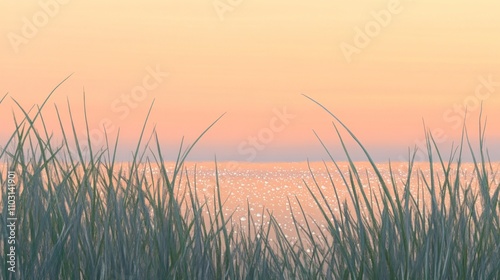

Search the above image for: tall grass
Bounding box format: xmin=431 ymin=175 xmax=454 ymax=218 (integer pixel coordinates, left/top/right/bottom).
xmin=0 ymin=88 xmax=499 ymax=279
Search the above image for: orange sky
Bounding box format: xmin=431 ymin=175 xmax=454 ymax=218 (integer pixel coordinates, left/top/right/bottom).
xmin=1 ymin=0 xmax=499 ymax=162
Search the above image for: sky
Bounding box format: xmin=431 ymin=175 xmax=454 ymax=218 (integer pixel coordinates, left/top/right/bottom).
xmin=1 ymin=0 xmax=499 ymax=162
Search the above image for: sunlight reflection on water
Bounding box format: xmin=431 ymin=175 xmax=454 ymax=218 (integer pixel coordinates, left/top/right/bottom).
xmin=130 ymin=161 xmax=500 ymax=241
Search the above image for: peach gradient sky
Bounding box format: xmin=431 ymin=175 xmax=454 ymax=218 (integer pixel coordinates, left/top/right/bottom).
xmin=1 ymin=0 xmax=499 ymax=162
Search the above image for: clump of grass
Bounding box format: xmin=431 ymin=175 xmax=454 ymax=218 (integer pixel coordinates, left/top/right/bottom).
xmin=0 ymin=85 xmax=499 ymax=279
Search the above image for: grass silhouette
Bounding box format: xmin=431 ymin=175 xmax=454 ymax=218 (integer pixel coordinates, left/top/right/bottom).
xmin=0 ymin=84 xmax=499 ymax=279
